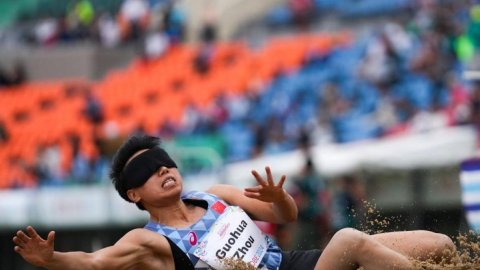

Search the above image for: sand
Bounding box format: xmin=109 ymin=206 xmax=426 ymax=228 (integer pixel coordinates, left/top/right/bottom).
xmin=219 ymin=201 xmax=480 ymax=269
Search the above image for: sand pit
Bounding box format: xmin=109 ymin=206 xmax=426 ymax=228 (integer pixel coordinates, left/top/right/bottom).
xmin=220 ymin=200 xmax=480 ymax=270
xmin=221 ymin=258 xmax=258 ymax=270
xmin=410 ymin=232 xmax=480 ymax=270
xmin=221 ymin=232 xmax=480 ymax=270
xmin=360 ymin=201 xmax=480 ymax=270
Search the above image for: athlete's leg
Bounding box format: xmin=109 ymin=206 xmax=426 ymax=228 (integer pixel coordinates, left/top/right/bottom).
xmin=371 ymin=230 xmax=456 ymax=262
xmin=314 ymin=228 xmax=413 ymax=270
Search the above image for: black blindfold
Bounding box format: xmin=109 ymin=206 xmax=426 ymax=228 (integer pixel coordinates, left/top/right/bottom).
xmin=120 ymin=147 xmax=177 ymax=199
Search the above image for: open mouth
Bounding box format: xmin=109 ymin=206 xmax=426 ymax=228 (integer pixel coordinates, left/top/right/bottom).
xmin=162 ymin=177 xmax=176 ymax=188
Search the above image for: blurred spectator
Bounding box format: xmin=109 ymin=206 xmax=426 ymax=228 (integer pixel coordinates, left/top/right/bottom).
xmin=468 ymin=5 xmax=480 ymax=50
xmin=331 ymin=174 xmax=366 ymax=231
xmin=205 ymin=94 xmax=229 ymax=130
xmin=158 ymin=119 xmax=177 ymax=139
xmin=411 ymin=0 xmax=436 ymax=34
xmin=228 ymin=87 xmax=258 ymax=121
xmin=63 ymin=82 xmax=85 ymax=99
xmin=410 ymin=1 xmax=459 ymax=112
xmin=445 ymin=74 xmax=470 ymax=125
xmin=297 ymin=125 xmax=312 ymax=152
xmin=318 ymin=82 xmax=342 ymax=125
xmin=102 ymin=120 xmax=121 ymax=141
xmin=375 ymin=87 xmax=401 ymax=135
xmin=0 ymin=119 xmax=9 ymax=143
xmin=132 ymin=123 xmax=146 ymax=136
xmin=97 ymin=13 xmax=121 ymax=48
xmin=383 ymin=22 xmax=413 ymax=58
xmin=142 ymin=29 xmax=169 ymax=60
xmin=263 ymin=116 xmax=293 ymax=155
xmin=119 ymin=0 xmax=150 ymax=41
xmin=359 ymin=31 xmax=402 ymax=89
xmin=33 ymin=17 xmax=59 ymax=46
xmin=0 ymin=61 xmax=27 ymax=87
xmin=467 ymin=4 xmax=480 ymax=54
xmin=252 ymin=122 xmax=267 ymax=158
xmin=66 ymin=133 xmax=91 ymax=184
xmin=199 ymin=7 xmax=218 ymax=44
xmin=193 ymin=44 xmax=214 ymax=74
xmin=410 ymin=32 xmax=454 ymax=110
xmin=466 ymin=5 xmax=480 ymax=69
xmin=10 ymin=61 xmax=27 ymax=86
xmin=288 ymin=0 xmax=313 ymax=30
xmin=454 ymin=32 xmax=475 ymax=64
xmin=66 ymin=0 xmax=96 ymax=40
xmin=34 ymin=143 xmax=64 ymax=186
xmin=163 ymin=1 xmax=186 ymax=44
xmin=0 ymin=66 xmax=10 ymax=87
xmin=83 ymin=87 xmax=104 ymax=126
xmin=200 ymin=20 xmax=217 ymax=44
xmin=192 ymin=6 xmax=217 ymax=74
xmin=8 ymin=156 xmax=37 ymax=189
xmin=181 ymin=102 xmax=206 ymax=134
xmin=96 ymin=121 xmax=123 ymax=158
xmin=290 ymin=156 xmax=330 ymax=249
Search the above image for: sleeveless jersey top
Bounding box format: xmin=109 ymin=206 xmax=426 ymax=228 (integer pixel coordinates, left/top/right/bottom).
xmin=144 ymin=191 xmax=283 ymax=270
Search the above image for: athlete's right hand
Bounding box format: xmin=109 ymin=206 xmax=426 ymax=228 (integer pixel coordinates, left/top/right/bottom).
xmin=13 ymin=226 xmax=55 ymax=267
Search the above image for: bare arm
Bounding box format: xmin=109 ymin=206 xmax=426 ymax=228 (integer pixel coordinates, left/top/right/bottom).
xmin=13 ymin=226 xmax=171 ymax=270
xmin=208 ymin=166 xmax=297 ymax=224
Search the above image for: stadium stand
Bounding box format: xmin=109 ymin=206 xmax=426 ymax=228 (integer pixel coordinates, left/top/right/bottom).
xmin=0 ymin=0 xmax=477 ymax=192
xmin=0 ymin=32 xmax=349 ymax=188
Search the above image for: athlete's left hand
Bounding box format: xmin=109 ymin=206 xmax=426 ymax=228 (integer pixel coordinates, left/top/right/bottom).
xmin=244 ymin=166 xmax=287 ymax=203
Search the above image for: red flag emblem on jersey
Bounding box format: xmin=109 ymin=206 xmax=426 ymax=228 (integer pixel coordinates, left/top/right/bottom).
xmin=211 ymin=201 xmax=226 ymax=214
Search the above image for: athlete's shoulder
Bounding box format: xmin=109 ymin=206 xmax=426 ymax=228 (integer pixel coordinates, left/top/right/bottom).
xmin=121 ymin=228 xmax=170 ymax=250
xmin=206 ymin=184 xmax=243 ymax=202
xmin=183 ymin=190 xmax=221 ymax=201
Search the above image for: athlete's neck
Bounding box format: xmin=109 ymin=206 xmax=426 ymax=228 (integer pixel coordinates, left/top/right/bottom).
xmin=148 ymin=200 xmax=201 ymax=228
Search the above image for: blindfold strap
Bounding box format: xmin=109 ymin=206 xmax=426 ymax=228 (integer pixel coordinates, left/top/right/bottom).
xmin=122 ymin=147 xmax=177 ymax=193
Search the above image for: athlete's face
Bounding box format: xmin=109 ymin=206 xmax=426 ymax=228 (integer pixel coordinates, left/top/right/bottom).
xmin=126 ymin=150 xmax=183 ymax=208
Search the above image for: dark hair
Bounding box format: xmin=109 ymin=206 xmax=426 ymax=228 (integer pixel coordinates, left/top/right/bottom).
xmin=110 ymin=134 xmax=161 ymax=210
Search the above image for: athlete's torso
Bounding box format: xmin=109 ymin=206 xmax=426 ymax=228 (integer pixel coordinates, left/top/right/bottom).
xmin=144 ymin=191 xmax=282 ymax=270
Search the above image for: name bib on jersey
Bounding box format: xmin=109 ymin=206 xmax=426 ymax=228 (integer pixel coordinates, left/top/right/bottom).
xmin=193 ymin=206 xmax=268 ymax=269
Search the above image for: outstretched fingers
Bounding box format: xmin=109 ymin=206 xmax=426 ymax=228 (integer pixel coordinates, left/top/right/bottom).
xmin=46 ymin=231 xmax=55 ymax=246
xmin=251 ymin=166 xmax=282 ymax=186
xmin=244 ymin=186 xmax=262 ymax=193
xmin=26 ymin=226 xmax=41 ymax=239
xmin=13 ymin=227 xmax=55 ymax=251
xmin=244 ymin=185 xmax=261 ymax=198
xmin=251 ymin=170 xmax=267 ymax=186
xmin=13 ymin=230 xmax=29 ymax=254
xmin=251 ymin=167 xmax=287 ymax=188
xmin=13 ymin=230 xmax=29 ymax=248
xmin=277 ymin=175 xmax=286 ymax=188
xmin=14 ymin=245 xmax=23 ymax=253
xmin=12 ymin=226 xmax=56 ymax=267
xmin=13 ymin=237 xmax=25 ymax=249
xmin=244 ymin=191 xmax=262 ymax=199
xmin=17 ymin=230 xmax=30 ymax=242
xmin=265 ymin=166 xmax=275 ymax=186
